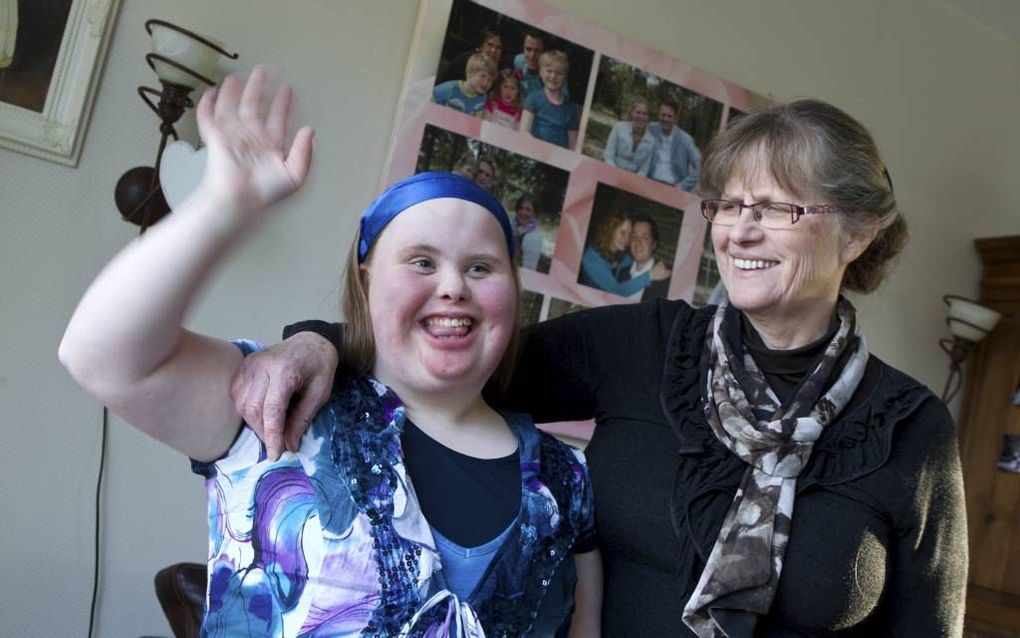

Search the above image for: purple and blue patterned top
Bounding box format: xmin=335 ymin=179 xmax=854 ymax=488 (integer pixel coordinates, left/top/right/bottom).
xmin=191 ymin=341 xmax=595 ymax=637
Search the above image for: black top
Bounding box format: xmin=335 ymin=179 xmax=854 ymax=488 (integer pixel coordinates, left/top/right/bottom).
xmin=740 ymin=311 xmax=839 ymax=405
xmin=401 ymin=419 xmax=520 ymax=547
xmin=504 ymin=300 xmax=966 ymax=637
xmin=285 ymin=300 xmax=967 ymax=636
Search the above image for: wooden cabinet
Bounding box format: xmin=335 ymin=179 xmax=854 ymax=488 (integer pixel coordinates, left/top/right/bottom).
xmin=959 ymin=236 xmax=1020 ymax=637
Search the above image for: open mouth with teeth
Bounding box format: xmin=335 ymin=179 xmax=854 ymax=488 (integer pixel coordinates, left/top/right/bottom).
xmin=422 ymin=315 xmax=475 ymax=339
xmin=733 ymin=257 xmax=779 ymax=271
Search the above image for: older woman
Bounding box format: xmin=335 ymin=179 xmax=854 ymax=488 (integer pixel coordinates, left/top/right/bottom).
xmin=602 ymin=95 xmax=655 ymax=174
xmin=234 ymin=99 xmax=966 ymax=636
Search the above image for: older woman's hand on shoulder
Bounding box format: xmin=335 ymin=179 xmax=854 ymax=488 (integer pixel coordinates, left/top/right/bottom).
xmin=231 ymin=330 xmax=338 ymax=458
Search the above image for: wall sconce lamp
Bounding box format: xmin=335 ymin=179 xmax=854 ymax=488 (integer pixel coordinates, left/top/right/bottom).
xmin=114 ymin=20 xmax=237 ymax=232
xmin=939 ymin=294 xmax=1002 ymax=403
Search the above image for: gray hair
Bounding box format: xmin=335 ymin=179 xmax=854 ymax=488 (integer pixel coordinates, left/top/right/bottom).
xmin=698 ymin=99 xmax=906 ymax=293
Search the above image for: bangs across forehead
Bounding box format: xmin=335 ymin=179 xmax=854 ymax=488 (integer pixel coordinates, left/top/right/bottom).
xmin=703 ymin=119 xmax=827 ymax=202
xmin=727 ymin=140 xmax=821 ymax=202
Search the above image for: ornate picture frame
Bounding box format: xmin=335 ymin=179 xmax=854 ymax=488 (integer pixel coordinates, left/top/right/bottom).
xmin=0 ymin=0 xmax=120 ymax=166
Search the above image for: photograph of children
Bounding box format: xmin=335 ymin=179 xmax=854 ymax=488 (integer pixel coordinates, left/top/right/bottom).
xmin=519 ymin=290 xmax=544 ymax=327
xmin=546 ymin=297 xmax=589 ymax=322
xmin=0 ymin=0 xmax=73 ymax=112
xmin=416 ymin=123 xmax=568 ymax=274
xmin=582 ymin=55 xmax=724 ymax=191
xmin=432 ymin=0 xmax=594 ymax=150
xmin=577 ymin=182 xmax=682 ymax=301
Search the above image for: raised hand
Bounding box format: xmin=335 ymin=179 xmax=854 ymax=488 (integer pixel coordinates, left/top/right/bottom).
xmin=195 ymin=65 xmax=314 ymax=216
xmin=60 ymin=65 xmax=320 ymax=462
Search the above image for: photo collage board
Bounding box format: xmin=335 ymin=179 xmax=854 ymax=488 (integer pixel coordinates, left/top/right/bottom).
xmin=382 ymin=0 xmax=772 ymax=441
xmin=382 ymin=0 xmax=772 ymax=332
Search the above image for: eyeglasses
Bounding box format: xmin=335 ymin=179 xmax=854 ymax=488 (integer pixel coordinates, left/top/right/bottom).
xmin=700 ymin=199 xmax=847 ymax=229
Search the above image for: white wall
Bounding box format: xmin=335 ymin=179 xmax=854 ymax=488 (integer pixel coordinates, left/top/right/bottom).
xmin=1 ymin=0 xmax=1017 ymax=635
xmin=1 ymin=2 xmax=418 ymax=636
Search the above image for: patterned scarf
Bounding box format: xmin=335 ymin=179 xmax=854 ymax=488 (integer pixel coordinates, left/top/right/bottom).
xmin=682 ymin=297 xmax=869 ymax=637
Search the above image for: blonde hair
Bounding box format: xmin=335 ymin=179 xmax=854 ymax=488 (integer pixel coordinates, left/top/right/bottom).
xmin=627 ymin=95 xmax=649 ymax=120
xmin=465 ymin=52 xmax=497 ymax=78
xmin=538 ymin=50 xmax=569 ymax=73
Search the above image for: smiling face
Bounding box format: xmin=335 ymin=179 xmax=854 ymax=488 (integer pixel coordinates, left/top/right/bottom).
xmin=630 ymin=220 xmax=656 ymax=264
xmin=630 ymin=101 xmax=649 ymax=128
xmin=516 ymin=198 xmax=535 ymax=224
xmin=658 ymin=104 xmax=677 ymax=135
xmin=523 ymin=35 xmax=544 ymax=70
xmin=474 ymin=161 xmax=495 ymax=189
xmin=480 ymin=35 xmax=503 ymax=64
xmin=467 ymin=68 xmax=494 ymax=95
xmin=363 ymin=199 xmax=516 ymax=398
xmin=452 ymin=163 xmax=476 ymax=180
xmin=611 ymin=219 xmax=633 ymax=253
xmin=539 ymin=61 xmax=566 ymax=93
xmin=712 ymin=163 xmax=865 ymax=343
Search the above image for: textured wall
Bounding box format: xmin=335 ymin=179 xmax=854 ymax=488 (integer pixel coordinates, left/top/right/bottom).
xmin=1 ymin=0 xmax=1017 ymax=635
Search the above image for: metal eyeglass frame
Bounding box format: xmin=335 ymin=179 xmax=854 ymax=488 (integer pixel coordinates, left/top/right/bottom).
xmin=700 ymin=199 xmax=847 ymax=226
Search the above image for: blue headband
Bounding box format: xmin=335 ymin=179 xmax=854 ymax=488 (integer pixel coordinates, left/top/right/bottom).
xmin=358 ymin=171 xmax=515 ymax=263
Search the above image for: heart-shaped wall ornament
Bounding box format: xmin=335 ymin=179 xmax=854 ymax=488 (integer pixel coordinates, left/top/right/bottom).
xmin=159 ymin=140 xmax=207 ymax=209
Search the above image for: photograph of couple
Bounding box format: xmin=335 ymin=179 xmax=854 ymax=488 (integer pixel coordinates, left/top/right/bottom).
xmin=577 ymin=182 xmax=682 ymax=301
xmin=583 ymin=54 xmax=724 ymax=192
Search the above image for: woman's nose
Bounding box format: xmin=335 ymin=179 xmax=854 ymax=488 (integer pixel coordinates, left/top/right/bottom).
xmin=728 ymin=205 xmax=763 ymax=243
xmin=436 ymin=266 xmax=470 ymax=301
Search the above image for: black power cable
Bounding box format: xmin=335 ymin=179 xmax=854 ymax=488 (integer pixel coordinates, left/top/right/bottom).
xmin=87 ymin=407 xmax=108 ymax=638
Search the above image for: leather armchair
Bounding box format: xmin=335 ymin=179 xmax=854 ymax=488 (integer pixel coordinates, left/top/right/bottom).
xmin=154 ymin=562 xmax=206 ymax=638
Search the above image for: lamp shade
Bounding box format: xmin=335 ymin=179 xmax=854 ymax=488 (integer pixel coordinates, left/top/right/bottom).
xmin=944 ymin=295 xmax=1002 ymax=342
xmin=148 ymin=22 xmax=223 ymax=88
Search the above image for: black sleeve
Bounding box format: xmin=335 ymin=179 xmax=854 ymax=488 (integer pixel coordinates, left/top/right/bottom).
xmin=505 ymin=301 xmax=680 ymax=423
xmin=282 ymin=300 xmax=685 ymax=425
xmin=503 ymin=312 xmax=603 ymax=423
xmin=883 ymin=396 xmax=967 ymax=636
xmin=282 ymin=320 xmax=342 ymax=350
xmin=281 ymin=313 xmax=603 ymax=423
